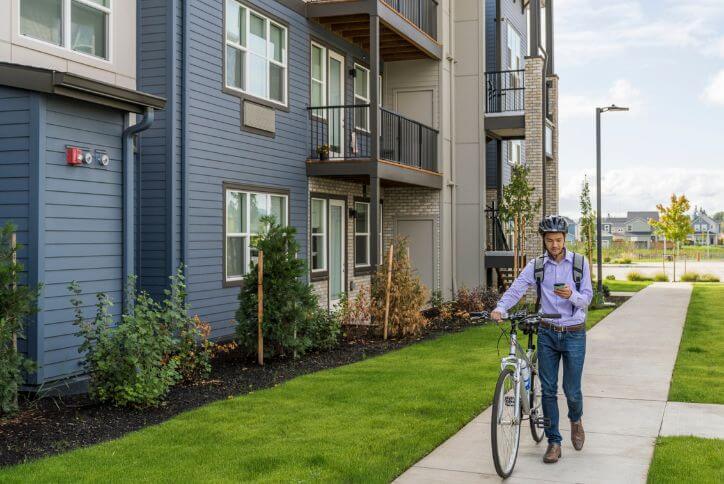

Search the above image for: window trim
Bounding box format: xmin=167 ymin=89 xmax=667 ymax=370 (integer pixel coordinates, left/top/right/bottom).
xmin=223 ymin=0 xmax=289 ymax=108
xmin=222 ymin=182 xmax=290 ymax=287
xmin=18 ymin=0 xmax=113 ymax=62
xmin=354 ymin=199 xmax=371 ymax=269
xmin=310 ymin=41 xmax=328 ymax=119
xmin=353 ymin=63 xmax=370 ymax=132
xmin=309 ymin=192 xmax=348 ymax=283
xmin=310 ymin=197 xmax=328 ymax=274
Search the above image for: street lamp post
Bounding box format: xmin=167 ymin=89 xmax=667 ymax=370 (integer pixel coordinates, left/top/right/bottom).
xmin=596 ymin=105 xmax=629 ymax=302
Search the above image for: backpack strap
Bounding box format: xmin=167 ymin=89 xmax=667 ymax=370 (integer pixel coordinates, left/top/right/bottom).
xmin=571 ymin=252 xmax=584 ymax=292
xmin=534 ymin=255 xmax=546 ymax=312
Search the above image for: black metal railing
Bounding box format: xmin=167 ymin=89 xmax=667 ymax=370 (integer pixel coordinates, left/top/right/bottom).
xmin=485 ymin=202 xmax=510 ymax=251
xmin=308 ymin=105 xmax=438 ymax=172
xmin=309 ymin=105 xmax=372 ymax=160
xmin=385 ymin=0 xmax=438 ymax=39
xmin=485 ymin=69 xmax=525 ymax=113
xmin=380 ymin=108 xmax=438 ymax=171
xmin=546 ymin=79 xmax=554 ymax=120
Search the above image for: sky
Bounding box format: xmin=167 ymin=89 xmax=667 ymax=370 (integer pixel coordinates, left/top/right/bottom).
xmin=555 ymin=0 xmax=724 ymax=219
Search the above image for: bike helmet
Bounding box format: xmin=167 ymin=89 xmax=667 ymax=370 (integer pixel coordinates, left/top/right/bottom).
xmin=538 ymin=215 xmax=569 ymax=235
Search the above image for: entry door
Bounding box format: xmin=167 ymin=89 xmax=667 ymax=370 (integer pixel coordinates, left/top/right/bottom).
xmin=328 ymin=51 xmax=345 ymax=158
xmin=396 ymin=219 xmax=434 ymax=291
xmin=329 ymin=199 xmax=346 ymax=305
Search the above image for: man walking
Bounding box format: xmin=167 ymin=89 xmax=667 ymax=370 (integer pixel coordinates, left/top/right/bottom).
xmin=491 ymin=215 xmax=593 ymax=463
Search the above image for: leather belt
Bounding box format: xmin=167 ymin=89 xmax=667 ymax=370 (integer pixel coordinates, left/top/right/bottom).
xmin=540 ymin=321 xmax=586 ymax=333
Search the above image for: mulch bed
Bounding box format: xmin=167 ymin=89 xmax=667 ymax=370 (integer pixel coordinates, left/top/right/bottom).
xmin=0 ymin=316 xmax=477 ymax=468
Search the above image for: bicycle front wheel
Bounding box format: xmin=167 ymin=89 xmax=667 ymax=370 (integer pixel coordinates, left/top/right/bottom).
xmin=491 ymin=367 xmax=521 ymax=478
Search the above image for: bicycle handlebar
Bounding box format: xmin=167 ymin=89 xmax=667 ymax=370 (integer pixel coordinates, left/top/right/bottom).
xmin=467 ymin=311 xmax=562 ymax=321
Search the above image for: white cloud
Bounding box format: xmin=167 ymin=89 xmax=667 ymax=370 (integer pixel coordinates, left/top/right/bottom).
xmin=559 ymin=168 xmax=724 ymax=219
xmin=559 ymin=79 xmax=642 ymax=120
xmin=702 ymin=70 xmax=724 ymax=106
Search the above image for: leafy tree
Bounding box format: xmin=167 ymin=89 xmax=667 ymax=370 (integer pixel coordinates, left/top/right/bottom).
xmin=499 ymin=164 xmax=541 ymax=275
xmin=236 ymin=216 xmax=335 ymax=358
xmin=579 ymin=176 xmax=596 ymax=279
xmin=370 ymin=236 xmax=429 ymax=337
xmin=0 ymin=223 xmax=39 ymax=415
xmin=712 ymin=211 xmax=724 ymax=224
xmin=650 ymin=194 xmax=694 ymax=282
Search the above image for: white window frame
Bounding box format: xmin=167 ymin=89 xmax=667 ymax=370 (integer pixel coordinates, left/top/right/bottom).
xmin=19 ymin=0 xmax=112 ymax=61
xmin=354 ymin=63 xmax=370 ymax=132
xmin=355 ymin=201 xmax=370 ymax=268
xmin=225 ymin=0 xmax=288 ymax=106
xmin=507 ymin=23 xmax=522 ymax=87
xmin=310 ymin=197 xmax=328 ymax=272
xmin=225 ymin=188 xmax=289 ymax=282
xmin=507 ymin=140 xmax=521 ymax=164
xmin=310 ymin=41 xmax=327 ymax=119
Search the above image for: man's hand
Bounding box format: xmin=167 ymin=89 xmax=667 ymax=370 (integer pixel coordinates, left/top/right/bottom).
xmin=554 ymin=284 xmax=573 ymax=299
xmin=491 ymin=309 xmax=503 ymax=321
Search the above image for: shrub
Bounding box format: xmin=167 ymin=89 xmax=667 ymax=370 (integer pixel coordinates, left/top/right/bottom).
xmin=337 ymin=287 xmax=371 ymax=326
xmin=680 ymin=272 xmax=700 ymax=282
xmin=615 ymin=258 xmax=632 ymax=264
xmin=627 ymin=271 xmax=653 ymax=282
xmin=0 ymin=223 xmax=39 ymax=414
xmin=454 ymin=286 xmax=500 ymax=314
xmin=698 ymin=274 xmax=720 ymax=283
xmin=370 ymin=237 xmax=429 ymax=337
xmin=653 ymin=272 xmax=669 ymax=282
xmin=307 ymin=309 xmax=341 ymax=351
xmin=71 ymin=279 xmax=181 ymax=407
xmin=604 ymin=257 xmax=611 ymax=263
xmin=236 ymin=217 xmax=325 ymax=358
xmin=605 ymin=274 xmax=616 ymax=280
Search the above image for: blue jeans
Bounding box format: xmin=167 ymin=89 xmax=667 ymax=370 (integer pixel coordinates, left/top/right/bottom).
xmin=537 ymin=326 xmax=586 ymax=444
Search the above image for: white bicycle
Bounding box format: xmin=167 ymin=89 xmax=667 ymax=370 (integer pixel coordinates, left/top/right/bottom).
xmin=470 ymin=310 xmax=560 ymax=478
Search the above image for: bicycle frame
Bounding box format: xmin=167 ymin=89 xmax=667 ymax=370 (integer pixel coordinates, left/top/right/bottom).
xmin=499 ymin=323 xmax=538 ymax=419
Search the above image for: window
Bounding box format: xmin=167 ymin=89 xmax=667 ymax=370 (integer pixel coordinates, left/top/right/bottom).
xmin=225 ymin=0 xmax=287 ymax=105
xmin=507 ymin=140 xmax=521 ymax=164
xmin=355 ymin=201 xmax=370 ymax=267
xmin=311 ymin=198 xmax=327 ymax=271
xmin=225 ymin=188 xmax=288 ymax=282
xmin=507 ymin=24 xmax=522 ymax=86
xmin=310 ymin=42 xmax=326 ymax=116
xmin=354 ymin=63 xmax=370 ymax=131
xmin=20 ymin=0 xmax=110 ymax=60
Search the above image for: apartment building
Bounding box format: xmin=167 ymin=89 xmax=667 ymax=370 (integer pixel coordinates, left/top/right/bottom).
xmin=0 ymin=0 xmax=559 ymax=390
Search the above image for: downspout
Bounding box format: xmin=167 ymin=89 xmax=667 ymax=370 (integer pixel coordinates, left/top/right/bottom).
xmin=122 ymin=107 xmax=155 ymax=308
xmin=449 ymin=0 xmax=457 ymax=296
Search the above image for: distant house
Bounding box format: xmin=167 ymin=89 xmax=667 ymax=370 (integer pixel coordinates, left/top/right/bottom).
xmin=689 ymin=209 xmax=720 ymax=245
xmin=561 ymin=216 xmax=577 ymax=242
xmin=600 ymin=211 xmax=659 ymax=248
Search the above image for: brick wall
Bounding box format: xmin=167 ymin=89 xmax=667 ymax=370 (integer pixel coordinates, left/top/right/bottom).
xmin=546 ymin=75 xmax=560 ymax=216
xmin=524 ymin=56 xmax=545 ymax=261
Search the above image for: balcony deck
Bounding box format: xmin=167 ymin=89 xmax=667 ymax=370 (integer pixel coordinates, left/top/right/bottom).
xmin=484 ymin=69 xmax=526 ymax=139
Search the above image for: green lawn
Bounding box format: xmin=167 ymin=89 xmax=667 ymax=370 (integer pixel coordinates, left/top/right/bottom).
xmin=586 ymin=306 xmax=616 ymax=330
xmin=604 ymin=280 xmax=654 ymax=292
xmin=0 ymin=326 xmax=504 ymax=483
xmin=647 ymin=437 xmax=724 ymax=484
xmin=668 ymin=283 xmax=724 ymax=404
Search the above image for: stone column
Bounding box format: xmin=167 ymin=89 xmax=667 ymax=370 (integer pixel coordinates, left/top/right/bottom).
xmin=524 ymin=56 xmax=545 ymax=261
xmin=546 ymin=75 xmax=560 ymax=216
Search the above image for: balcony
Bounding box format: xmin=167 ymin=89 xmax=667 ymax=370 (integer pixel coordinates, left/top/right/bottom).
xmin=484 ymin=69 xmax=526 ymax=139
xmin=307 ymin=104 xmax=441 ymax=189
xmin=306 ymin=0 xmax=442 ymax=61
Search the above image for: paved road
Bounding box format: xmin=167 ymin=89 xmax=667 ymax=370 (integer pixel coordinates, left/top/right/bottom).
xmin=602 ymin=260 xmax=724 ymax=281
xmin=395 ymin=283 xmax=693 ymax=483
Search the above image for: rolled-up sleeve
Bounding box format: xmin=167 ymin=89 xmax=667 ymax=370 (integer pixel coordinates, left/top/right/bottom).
xmin=494 ymin=260 xmax=536 ymax=317
xmin=569 ymin=257 xmax=594 ymax=309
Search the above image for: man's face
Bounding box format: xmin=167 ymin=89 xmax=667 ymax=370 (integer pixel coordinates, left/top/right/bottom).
xmin=544 ymin=232 xmax=565 ymax=257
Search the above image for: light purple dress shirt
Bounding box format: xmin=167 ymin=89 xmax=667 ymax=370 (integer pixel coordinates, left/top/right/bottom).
xmin=494 ymin=250 xmax=594 ymax=326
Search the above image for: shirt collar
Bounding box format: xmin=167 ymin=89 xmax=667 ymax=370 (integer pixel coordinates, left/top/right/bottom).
xmin=544 ymin=248 xmax=572 ymax=265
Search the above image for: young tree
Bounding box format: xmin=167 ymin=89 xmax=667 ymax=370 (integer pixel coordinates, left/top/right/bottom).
xmin=650 ymin=194 xmax=694 ymax=282
xmin=499 ymin=164 xmax=541 ymax=275
xmin=579 ymin=176 xmax=596 ymax=279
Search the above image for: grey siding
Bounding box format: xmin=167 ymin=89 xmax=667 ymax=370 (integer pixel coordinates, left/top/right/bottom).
xmin=41 ymin=96 xmax=125 ymax=382
xmin=184 ymin=0 xmax=311 ymax=339
xmin=0 ymin=87 xmax=31 ymax=355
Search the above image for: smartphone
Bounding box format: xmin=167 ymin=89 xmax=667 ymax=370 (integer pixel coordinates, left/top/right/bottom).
xmin=554 ymin=283 xmax=566 ymax=290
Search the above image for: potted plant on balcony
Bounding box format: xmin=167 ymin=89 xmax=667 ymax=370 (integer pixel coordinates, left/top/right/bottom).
xmin=316 ymin=144 xmax=330 ymax=161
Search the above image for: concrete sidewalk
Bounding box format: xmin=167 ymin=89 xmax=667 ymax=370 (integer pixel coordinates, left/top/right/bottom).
xmin=395 ymin=283 xmax=693 ymax=483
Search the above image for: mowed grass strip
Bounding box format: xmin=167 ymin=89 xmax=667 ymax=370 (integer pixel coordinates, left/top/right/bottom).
xmin=647 ymin=437 xmax=724 ymax=484
xmin=669 ymin=283 xmax=724 ymax=404
xmin=0 ymin=326 xmax=504 ymax=483
xmin=604 ymin=280 xmax=653 ymax=292
xmin=586 ymin=306 xmax=616 ymax=330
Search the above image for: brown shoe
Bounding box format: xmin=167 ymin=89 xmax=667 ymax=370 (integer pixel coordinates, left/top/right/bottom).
xmin=543 ymin=443 xmax=562 ymax=463
xmin=571 ymin=419 xmax=585 ymax=451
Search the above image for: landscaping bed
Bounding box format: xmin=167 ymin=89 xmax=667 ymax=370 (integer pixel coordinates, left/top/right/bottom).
xmin=0 ymin=316 xmax=476 ymax=467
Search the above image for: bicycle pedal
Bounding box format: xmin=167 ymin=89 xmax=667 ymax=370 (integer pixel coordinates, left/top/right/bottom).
xmin=534 ymin=417 xmax=551 ymax=429
xmin=504 ymin=396 xmax=516 ymax=406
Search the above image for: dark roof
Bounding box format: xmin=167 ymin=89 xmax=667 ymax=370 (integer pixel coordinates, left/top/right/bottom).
xmin=628 ymin=211 xmax=659 ymax=222
xmin=602 ymin=217 xmax=627 ymax=224
xmin=0 ymin=62 xmax=165 ymax=114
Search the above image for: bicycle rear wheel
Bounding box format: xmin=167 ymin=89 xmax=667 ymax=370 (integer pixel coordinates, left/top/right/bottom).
xmin=529 ymin=352 xmax=545 ymax=443
xmin=491 ymin=367 xmax=521 ymax=478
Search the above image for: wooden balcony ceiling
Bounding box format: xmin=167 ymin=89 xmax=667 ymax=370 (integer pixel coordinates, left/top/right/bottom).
xmin=312 ymin=14 xmax=432 ymax=61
